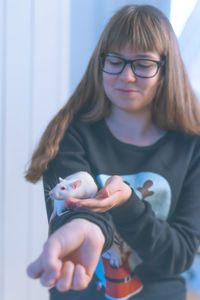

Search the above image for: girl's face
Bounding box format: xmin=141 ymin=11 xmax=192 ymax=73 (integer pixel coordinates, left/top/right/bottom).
xmin=102 ymin=45 xmax=162 ymax=115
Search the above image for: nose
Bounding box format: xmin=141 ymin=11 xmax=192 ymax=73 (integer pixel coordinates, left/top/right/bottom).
xmin=120 ymin=64 xmax=137 ymax=82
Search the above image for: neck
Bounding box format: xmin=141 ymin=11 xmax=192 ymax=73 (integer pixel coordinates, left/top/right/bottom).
xmin=105 ymin=107 xmax=165 ymax=146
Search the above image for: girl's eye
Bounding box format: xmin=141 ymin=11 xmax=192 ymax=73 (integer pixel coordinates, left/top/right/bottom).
xmin=61 ymin=186 xmax=66 ymax=190
xmin=106 ymin=57 xmax=123 ymax=66
xmin=137 ymin=63 xmax=151 ymax=68
xmin=109 ymin=60 xmax=122 ymax=66
xmin=135 ymin=61 xmax=155 ymax=69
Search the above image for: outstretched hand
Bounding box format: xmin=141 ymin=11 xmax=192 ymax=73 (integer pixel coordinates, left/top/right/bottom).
xmin=27 ymin=218 xmax=105 ymax=292
xmin=65 ymin=175 xmax=132 ymax=213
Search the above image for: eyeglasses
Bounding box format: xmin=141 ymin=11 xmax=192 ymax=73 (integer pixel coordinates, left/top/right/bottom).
xmin=99 ymin=54 xmax=165 ymax=78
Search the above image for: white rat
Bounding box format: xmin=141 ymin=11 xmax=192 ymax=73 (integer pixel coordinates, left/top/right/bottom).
xmin=49 ymin=171 xmax=98 ymax=221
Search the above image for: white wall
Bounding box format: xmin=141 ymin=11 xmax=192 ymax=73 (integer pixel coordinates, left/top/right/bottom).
xmin=0 ymin=1 xmax=70 ymax=299
xmin=0 ymin=1 xmax=170 ymax=300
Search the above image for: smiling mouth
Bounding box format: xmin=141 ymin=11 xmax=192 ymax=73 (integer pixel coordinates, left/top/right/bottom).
xmin=117 ymin=88 xmax=139 ymax=93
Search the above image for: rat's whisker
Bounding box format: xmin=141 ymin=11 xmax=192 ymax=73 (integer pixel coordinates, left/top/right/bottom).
xmin=46 ymin=195 xmax=53 ymax=203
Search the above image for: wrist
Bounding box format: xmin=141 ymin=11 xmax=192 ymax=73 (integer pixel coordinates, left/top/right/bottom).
xmin=120 ymin=181 xmax=132 ymax=206
xmin=48 ymin=218 xmax=105 ymax=254
xmin=85 ymin=219 xmax=106 ymax=249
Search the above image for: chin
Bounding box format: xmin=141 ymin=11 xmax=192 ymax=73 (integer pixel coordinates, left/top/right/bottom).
xmin=117 ymin=101 xmax=143 ymax=111
xmin=116 ymin=102 xmax=151 ymax=114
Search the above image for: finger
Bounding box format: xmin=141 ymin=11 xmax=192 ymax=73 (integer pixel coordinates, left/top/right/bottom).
xmin=40 ymin=269 xmax=59 ymax=287
xmin=43 ymin=238 xmax=62 ymax=268
xmin=40 ymin=240 xmax=62 ymax=287
xmin=96 ymin=189 xmax=110 ymax=198
xmin=64 ymin=197 xmax=107 ymax=209
xmin=66 ymin=191 xmax=109 ymax=209
xmin=64 ymin=197 xmax=81 ymax=209
xmin=56 ymin=261 xmax=75 ymax=292
xmin=95 ymin=176 xmax=123 ymax=200
xmin=81 ymin=191 xmax=121 ymax=207
xmin=26 ymin=254 xmax=44 ymax=279
xmin=40 ymin=259 xmax=62 ymax=287
xmin=65 ymin=197 xmax=80 ymax=204
xmin=64 ymin=201 xmax=77 ymax=209
xmin=72 ymin=264 xmax=91 ymax=290
xmin=103 ymin=175 xmax=123 ymax=194
xmin=76 ymin=198 xmax=111 ymax=210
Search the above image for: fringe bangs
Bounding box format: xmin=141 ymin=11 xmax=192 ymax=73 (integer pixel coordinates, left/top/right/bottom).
xmin=101 ymin=6 xmax=166 ymax=56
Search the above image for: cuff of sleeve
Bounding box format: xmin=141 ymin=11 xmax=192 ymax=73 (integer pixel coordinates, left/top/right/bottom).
xmin=110 ymin=189 xmax=146 ymax=224
xmin=49 ymin=209 xmax=114 ymax=253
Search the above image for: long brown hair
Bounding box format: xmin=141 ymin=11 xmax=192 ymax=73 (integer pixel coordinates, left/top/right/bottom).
xmin=25 ymin=5 xmax=200 ymax=183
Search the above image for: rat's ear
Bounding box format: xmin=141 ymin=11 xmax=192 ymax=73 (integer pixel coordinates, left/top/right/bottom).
xmin=72 ymin=179 xmax=81 ymax=189
xmin=59 ymin=177 xmax=64 ymax=182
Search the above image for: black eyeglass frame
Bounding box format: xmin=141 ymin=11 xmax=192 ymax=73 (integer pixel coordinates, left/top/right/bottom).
xmin=99 ymin=53 xmax=166 ymax=78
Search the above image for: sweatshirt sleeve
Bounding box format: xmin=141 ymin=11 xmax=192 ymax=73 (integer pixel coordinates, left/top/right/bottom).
xmin=43 ymin=122 xmax=114 ymax=252
xmin=110 ymin=141 xmax=200 ymax=276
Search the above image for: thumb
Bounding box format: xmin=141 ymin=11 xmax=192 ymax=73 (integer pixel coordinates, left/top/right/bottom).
xmin=27 ymin=239 xmax=62 ymax=282
xmin=27 ymin=254 xmax=44 ymax=279
xmin=99 ymin=175 xmax=123 ymax=197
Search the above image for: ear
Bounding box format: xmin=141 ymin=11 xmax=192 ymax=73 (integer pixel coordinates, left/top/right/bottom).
xmin=59 ymin=177 xmax=64 ymax=182
xmin=72 ymin=179 xmax=81 ymax=189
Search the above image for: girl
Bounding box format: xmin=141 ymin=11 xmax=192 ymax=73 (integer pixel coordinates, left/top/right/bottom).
xmin=26 ymin=5 xmax=200 ymax=300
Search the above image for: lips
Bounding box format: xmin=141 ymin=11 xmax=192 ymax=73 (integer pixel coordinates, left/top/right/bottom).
xmin=117 ymin=88 xmax=139 ymax=93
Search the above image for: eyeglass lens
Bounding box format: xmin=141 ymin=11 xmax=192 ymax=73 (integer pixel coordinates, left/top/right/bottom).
xmin=102 ymin=55 xmax=160 ymax=78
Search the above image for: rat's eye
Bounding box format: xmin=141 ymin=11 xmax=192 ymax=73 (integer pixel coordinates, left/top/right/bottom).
xmin=61 ymin=186 xmax=66 ymax=190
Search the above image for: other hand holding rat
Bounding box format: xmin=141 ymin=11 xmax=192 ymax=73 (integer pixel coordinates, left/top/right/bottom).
xmin=26 ymin=219 xmax=105 ymax=292
xmin=65 ymin=175 xmax=132 ymax=213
